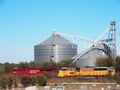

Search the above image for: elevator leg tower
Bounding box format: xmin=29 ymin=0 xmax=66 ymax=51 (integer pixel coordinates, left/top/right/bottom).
xmin=108 ymin=21 xmax=116 ymax=60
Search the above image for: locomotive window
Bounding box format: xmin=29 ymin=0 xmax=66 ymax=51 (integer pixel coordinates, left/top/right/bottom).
xmin=61 ymin=68 xmax=68 ymax=71
xmin=94 ymin=67 xmax=107 ymax=70
xmin=76 ymin=68 xmax=80 ymax=71
xmin=14 ymin=69 xmax=16 ymax=72
xmin=61 ymin=67 xmax=70 ymax=70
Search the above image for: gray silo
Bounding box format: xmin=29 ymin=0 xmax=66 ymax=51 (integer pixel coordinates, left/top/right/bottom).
xmin=34 ymin=33 xmax=77 ymax=63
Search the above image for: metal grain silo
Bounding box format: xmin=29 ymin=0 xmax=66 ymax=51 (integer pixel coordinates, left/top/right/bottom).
xmin=34 ymin=33 xmax=77 ymax=63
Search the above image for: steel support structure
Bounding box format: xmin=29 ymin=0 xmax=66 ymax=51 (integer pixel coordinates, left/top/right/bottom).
xmin=108 ymin=21 xmax=116 ymax=60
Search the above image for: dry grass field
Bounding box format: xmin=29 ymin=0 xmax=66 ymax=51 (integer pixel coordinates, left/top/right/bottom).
xmin=4 ymin=76 xmax=120 ymax=90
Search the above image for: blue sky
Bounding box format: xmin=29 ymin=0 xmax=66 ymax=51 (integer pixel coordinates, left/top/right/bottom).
xmin=0 ymin=0 xmax=120 ymax=63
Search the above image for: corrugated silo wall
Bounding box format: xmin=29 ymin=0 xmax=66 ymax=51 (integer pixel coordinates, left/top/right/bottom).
xmin=34 ymin=44 xmax=77 ymax=63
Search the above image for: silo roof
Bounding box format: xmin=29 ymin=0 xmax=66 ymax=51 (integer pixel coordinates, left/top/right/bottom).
xmin=38 ymin=33 xmax=76 ymax=45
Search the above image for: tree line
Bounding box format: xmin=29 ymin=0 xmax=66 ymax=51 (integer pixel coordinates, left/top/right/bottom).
xmin=0 ymin=56 xmax=120 ymax=74
xmin=0 ymin=60 xmax=75 ymax=74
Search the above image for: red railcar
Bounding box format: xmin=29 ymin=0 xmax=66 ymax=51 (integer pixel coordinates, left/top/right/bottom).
xmin=9 ymin=67 xmax=54 ymax=75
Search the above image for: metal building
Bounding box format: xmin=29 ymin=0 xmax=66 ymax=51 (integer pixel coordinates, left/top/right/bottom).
xmin=34 ymin=33 xmax=77 ymax=63
xmin=72 ymin=43 xmax=111 ymax=68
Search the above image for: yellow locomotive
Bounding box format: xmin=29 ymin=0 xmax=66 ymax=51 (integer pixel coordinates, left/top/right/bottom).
xmin=58 ymin=67 xmax=115 ymax=77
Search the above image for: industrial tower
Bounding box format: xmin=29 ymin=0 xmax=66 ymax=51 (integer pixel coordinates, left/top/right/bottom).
xmin=108 ymin=21 xmax=116 ymax=60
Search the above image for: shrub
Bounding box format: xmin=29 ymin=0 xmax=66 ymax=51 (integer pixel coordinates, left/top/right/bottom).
xmin=35 ymin=75 xmax=47 ymax=86
xmin=0 ymin=77 xmax=9 ymax=89
xmin=31 ymin=76 xmax=37 ymax=86
xmin=116 ymin=73 xmax=120 ymax=84
xmin=8 ymin=77 xmax=13 ymax=89
xmin=21 ymin=76 xmax=31 ymax=87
